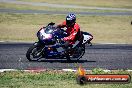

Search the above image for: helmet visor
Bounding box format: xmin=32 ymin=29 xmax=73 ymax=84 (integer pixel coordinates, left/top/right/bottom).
xmin=66 ymin=20 xmax=73 ymax=26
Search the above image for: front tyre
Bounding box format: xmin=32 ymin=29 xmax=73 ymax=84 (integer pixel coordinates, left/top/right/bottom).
xmin=26 ymin=44 xmax=43 ymax=61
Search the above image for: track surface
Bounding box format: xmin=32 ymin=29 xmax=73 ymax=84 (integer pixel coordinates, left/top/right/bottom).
xmin=0 ymin=1 xmax=132 ymax=70
xmin=0 ymin=43 xmax=132 ymax=70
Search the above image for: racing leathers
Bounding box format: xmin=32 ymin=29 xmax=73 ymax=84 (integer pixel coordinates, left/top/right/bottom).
xmin=57 ymin=21 xmax=81 ymax=45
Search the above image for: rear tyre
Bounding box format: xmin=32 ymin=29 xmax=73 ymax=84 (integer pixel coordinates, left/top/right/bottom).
xmin=67 ymin=45 xmax=85 ymax=61
xmin=26 ymin=44 xmax=43 ymax=61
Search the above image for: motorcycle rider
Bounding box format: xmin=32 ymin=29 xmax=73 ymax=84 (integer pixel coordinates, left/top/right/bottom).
xmin=56 ymin=13 xmax=93 ymax=56
xmin=56 ymin=13 xmax=81 ymax=51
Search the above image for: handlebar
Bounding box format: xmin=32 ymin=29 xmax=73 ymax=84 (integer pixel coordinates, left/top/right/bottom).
xmin=56 ymin=38 xmax=65 ymax=47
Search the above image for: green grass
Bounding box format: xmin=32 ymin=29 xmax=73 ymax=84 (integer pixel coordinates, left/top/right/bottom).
xmin=0 ymin=70 xmax=132 ymax=88
xmin=18 ymin=0 xmax=132 ymax=9
xmin=0 ymin=13 xmax=132 ymax=43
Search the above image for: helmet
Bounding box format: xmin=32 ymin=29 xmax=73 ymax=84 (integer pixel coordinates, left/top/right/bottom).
xmin=66 ymin=13 xmax=76 ymax=26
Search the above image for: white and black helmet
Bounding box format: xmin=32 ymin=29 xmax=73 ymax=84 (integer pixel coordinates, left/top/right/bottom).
xmin=66 ymin=13 xmax=76 ymax=26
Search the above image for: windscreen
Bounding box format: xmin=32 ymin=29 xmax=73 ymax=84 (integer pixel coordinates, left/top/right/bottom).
xmin=45 ymin=26 xmax=56 ymax=34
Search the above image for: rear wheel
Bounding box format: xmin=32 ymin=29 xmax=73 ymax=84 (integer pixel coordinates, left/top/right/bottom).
xmin=26 ymin=44 xmax=44 ymax=61
xmin=67 ymin=45 xmax=85 ymax=61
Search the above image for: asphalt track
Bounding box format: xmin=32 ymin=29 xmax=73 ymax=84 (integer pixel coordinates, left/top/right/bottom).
xmin=0 ymin=42 xmax=132 ymax=70
xmin=0 ymin=0 xmax=132 ymax=70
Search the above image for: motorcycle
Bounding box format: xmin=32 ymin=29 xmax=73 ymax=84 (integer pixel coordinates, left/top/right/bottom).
xmin=26 ymin=22 xmax=93 ymax=61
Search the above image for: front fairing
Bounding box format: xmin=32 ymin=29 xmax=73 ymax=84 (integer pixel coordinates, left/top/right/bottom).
xmin=37 ymin=26 xmax=67 ymax=45
xmin=37 ymin=28 xmax=54 ymax=44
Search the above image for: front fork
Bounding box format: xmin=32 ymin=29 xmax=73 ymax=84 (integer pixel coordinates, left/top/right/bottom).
xmin=34 ymin=42 xmax=41 ymax=46
xmin=33 ymin=41 xmax=45 ymax=57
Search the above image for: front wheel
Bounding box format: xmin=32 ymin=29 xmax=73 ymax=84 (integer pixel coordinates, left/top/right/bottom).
xmin=26 ymin=44 xmax=44 ymax=61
